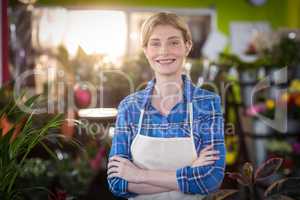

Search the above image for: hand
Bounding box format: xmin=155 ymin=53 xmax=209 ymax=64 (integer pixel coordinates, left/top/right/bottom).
xmin=107 ymin=156 xmax=144 ymax=183
xmin=192 ymin=145 xmax=220 ymax=167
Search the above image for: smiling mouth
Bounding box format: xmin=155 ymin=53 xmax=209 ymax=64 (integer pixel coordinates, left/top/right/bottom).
xmin=156 ymin=59 xmax=176 ymax=65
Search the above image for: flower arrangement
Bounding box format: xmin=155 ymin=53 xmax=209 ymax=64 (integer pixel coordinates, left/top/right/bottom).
xmin=219 ymin=34 xmax=300 ymax=71
xmin=246 ymin=79 xmax=300 ymax=119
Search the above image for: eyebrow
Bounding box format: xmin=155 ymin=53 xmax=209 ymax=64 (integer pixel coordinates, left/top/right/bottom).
xmin=168 ymin=36 xmax=181 ymax=40
xmin=149 ymin=36 xmax=181 ymax=41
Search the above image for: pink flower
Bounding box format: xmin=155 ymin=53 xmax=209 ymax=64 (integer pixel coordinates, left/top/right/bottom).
xmin=292 ymin=143 xmax=300 ymax=154
xmin=246 ymin=103 xmax=266 ymax=116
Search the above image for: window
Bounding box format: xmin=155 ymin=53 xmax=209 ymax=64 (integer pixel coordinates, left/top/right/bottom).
xmin=33 ymin=8 xmax=127 ymax=63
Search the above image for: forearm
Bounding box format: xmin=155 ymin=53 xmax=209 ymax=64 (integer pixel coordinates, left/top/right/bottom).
xmin=140 ymin=170 xmax=179 ymax=191
xmin=128 ymin=182 xmax=172 ymax=194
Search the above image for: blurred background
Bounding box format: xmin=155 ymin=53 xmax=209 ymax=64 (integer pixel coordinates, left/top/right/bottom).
xmin=1 ymin=0 xmax=300 ymax=199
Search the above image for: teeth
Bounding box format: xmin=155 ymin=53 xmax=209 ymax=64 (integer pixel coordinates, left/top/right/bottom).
xmin=157 ymin=59 xmax=175 ymax=64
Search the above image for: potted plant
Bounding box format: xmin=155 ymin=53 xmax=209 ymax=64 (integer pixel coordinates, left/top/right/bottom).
xmin=0 ymin=85 xmax=64 ymax=200
xmin=205 ymin=157 xmax=300 ymax=200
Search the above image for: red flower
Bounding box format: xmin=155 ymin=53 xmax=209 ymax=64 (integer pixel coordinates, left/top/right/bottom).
xmin=48 ymin=189 xmax=67 ymax=200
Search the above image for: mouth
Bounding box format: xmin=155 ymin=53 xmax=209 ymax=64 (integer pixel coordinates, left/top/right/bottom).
xmin=155 ymin=58 xmax=176 ymax=65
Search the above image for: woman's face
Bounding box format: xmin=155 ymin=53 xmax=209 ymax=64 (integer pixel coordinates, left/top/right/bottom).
xmin=143 ymin=25 xmax=191 ymax=78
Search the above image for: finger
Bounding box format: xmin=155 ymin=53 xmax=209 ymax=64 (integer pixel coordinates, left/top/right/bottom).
xmin=201 ymin=161 xmax=215 ymax=166
xmin=107 ymin=166 xmax=119 ymax=175
xmin=201 ymin=150 xmax=219 ymax=157
xmin=115 ymin=156 xmax=130 ymax=163
xmin=192 ymin=160 xmax=215 ymax=167
xmin=197 ymin=153 xmax=219 ymax=163
xmin=203 ymin=145 xmax=213 ymax=150
xmin=109 ymin=156 xmax=122 ymax=162
xmin=200 ymin=145 xmax=214 ymax=153
xmin=107 ymin=160 xmax=121 ymax=169
xmin=107 ymin=165 xmax=118 ymax=174
xmin=206 ymin=150 xmax=220 ymax=156
xmin=203 ymin=156 xmax=220 ymax=161
xmin=107 ymin=171 xmax=120 ymax=179
xmin=202 ymin=154 xmax=219 ymax=161
xmin=109 ymin=156 xmax=128 ymax=163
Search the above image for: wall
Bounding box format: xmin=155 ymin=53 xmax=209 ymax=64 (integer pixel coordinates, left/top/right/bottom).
xmin=30 ymin=0 xmax=294 ymax=35
xmin=287 ymin=0 xmax=300 ymax=28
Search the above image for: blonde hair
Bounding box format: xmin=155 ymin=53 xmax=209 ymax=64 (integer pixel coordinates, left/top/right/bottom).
xmin=140 ymin=12 xmax=192 ymax=48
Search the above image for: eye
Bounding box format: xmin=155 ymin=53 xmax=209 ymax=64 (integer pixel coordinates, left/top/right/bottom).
xmin=170 ymin=40 xmax=180 ymax=46
xmin=149 ymin=42 xmax=160 ymax=47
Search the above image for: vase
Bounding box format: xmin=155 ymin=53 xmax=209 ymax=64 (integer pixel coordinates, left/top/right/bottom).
xmin=74 ymin=83 xmax=92 ymax=109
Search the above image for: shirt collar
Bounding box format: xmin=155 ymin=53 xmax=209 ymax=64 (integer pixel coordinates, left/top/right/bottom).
xmin=141 ymin=74 xmax=194 ymax=109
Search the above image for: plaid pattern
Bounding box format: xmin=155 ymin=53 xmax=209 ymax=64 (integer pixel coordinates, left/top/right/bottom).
xmin=108 ymin=74 xmax=225 ymax=198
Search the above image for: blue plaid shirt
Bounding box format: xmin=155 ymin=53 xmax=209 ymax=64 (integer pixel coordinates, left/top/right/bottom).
xmin=108 ymin=74 xmax=225 ymax=198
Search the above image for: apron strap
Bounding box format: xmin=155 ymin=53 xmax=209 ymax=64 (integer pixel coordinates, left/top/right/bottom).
xmin=210 ymin=101 xmax=215 ymax=147
xmin=137 ymin=109 xmax=145 ymax=135
xmin=188 ymin=102 xmax=196 ymax=148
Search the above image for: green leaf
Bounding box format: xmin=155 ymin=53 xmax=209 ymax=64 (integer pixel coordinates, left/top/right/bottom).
xmin=254 ymin=157 xmax=283 ymax=182
xmin=0 ymin=128 xmax=16 ymax=162
xmin=39 ymin=141 xmax=59 ymax=160
xmin=0 ymin=86 xmax=82 ymax=200
xmin=264 ymin=177 xmax=300 ymax=199
xmin=203 ymin=189 xmax=238 ymax=200
xmin=226 ymin=172 xmax=249 ymax=186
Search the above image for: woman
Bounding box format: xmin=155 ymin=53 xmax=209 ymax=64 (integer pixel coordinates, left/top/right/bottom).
xmin=107 ymin=12 xmax=225 ymax=200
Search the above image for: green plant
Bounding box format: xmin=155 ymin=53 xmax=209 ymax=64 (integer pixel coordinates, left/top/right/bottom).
xmin=218 ymin=52 xmax=271 ymax=71
xmin=16 ymin=155 xmax=94 ymax=200
xmin=56 ymin=45 xmax=104 ymax=84
xmin=0 ymin=86 xmax=64 ymax=200
xmin=264 ymin=36 xmax=300 ymax=67
xmin=204 ymin=158 xmax=300 ymax=200
xmin=219 ymin=36 xmax=300 ymax=71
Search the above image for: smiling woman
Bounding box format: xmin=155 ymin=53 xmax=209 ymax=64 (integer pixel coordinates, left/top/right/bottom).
xmin=107 ymin=12 xmax=225 ymax=200
xmin=142 ymin=25 xmax=192 ymax=82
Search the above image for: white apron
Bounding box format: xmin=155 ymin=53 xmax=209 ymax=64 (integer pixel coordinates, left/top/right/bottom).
xmin=129 ymin=102 xmax=205 ymax=200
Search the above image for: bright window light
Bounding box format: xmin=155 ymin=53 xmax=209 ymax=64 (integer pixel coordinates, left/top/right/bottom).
xmin=35 ymin=9 xmax=127 ymax=62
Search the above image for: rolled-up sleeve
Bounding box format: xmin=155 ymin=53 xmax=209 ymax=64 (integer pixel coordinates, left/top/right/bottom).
xmin=107 ymin=101 xmax=137 ymax=198
xmin=176 ymin=95 xmax=226 ymax=194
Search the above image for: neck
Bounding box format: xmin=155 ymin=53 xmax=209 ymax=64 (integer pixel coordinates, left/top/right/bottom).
xmin=153 ymin=73 xmax=184 ymax=99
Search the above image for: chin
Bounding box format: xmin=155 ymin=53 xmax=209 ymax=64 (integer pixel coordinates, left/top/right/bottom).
xmin=157 ymin=69 xmax=182 ymax=77
xmin=151 ymin=62 xmax=183 ymax=76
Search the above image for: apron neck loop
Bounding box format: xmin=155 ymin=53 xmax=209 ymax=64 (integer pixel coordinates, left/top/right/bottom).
xmin=188 ymin=102 xmax=195 ymax=142
xmin=137 ymin=102 xmax=196 ymax=141
xmin=210 ymin=101 xmax=215 ymax=146
xmin=137 ymin=103 xmax=195 ymax=140
xmin=137 ymin=109 xmax=145 ymax=135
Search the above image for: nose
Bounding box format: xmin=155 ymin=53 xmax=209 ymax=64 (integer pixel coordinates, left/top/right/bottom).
xmin=159 ymin=43 xmax=169 ymax=55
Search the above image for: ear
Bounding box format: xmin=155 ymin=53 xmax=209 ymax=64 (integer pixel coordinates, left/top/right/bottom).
xmin=143 ymin=47 xmax=147 ymax=57
xmin=185 ymin=40 xmax=192 ymax=56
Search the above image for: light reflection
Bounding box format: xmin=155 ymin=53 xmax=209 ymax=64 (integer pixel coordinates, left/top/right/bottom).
xmin=35 ymin=9 xmax=127 ymax=63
